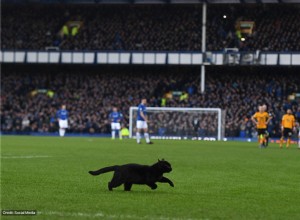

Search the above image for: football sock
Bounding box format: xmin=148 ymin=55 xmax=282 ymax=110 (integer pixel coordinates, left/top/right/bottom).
xmin=118 ymin=130 xmax=122 ymax=140
xmin=59 ymin=129 xmax=63 ymax=137
xmin=259 ymin=135 xmax=264 ymax=146
xmin=59 ymin=128 xmax=66 ymax=137
xmin=298 ymin=138 xmax=300 ymax=148
xmin=259 ymin=134 xmax=265 ymax=146
xmin=280 ymin=138 xmax=283 ymax=148
xmin=136 ymin=132 xmax=141 ymax=143
xmin=112 ymin=130 xmax=115 ymax=139
xmin=287 ymin=138 xmax=290 ymax=148
xmin=144 ymin=133 xmax=150 ymax=143
xmin=62 ymin=129 xmax=66 ymax=136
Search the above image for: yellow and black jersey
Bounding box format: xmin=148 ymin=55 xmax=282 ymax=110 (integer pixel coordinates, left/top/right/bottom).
xmin=253 ymin=112 xmax=269 ymax=129
xmin=282 ymin=114 xmax=295 ymax=129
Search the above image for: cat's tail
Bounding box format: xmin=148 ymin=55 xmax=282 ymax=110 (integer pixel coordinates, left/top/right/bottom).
xmin=88 ymin=166 xmax=118 ymax=176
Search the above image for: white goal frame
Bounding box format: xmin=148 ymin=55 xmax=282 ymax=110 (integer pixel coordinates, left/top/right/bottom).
xmin=129 ymin=107 xmax=222 ymax=140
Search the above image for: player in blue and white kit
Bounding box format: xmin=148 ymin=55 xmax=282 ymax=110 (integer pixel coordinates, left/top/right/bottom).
xmin=136 ymin=99 xmax=153 ymax=144
xmin=56 ymin=104 xmax=68 ymax=137
xmin=109 ymin=107 xmax=123 ymax=140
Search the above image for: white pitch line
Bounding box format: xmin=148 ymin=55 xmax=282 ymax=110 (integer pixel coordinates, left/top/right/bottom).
xmin=1 ymin=155 xmax=51 ymax=159
xmin=39 ymin=211 xmax=206 ymax=220
xmin=39 ymin=211 xmax=104 ymax=219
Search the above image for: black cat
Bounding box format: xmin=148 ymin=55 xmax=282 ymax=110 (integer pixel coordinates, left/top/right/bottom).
xmin=88 ymin=159 xmax=174 ymax=191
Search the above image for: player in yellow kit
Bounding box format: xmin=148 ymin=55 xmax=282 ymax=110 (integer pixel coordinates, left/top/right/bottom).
xmin=251 ymin=105 xmax=272 ymax=148
xmin=262 ymin=104 xmax=272 ymax=146
xmin=280 ymin=109 xmax=296 ymax=149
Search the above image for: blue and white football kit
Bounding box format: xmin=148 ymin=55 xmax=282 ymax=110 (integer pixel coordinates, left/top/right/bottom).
xmin=109 ymin=111 xmax=123 ymax=140
xmin=136 ymin=103 xmax=152 ymax=144
xmin=56 ymin=109 xmax=68 ymax=137
xmin=137 ymin=103 xmax=148 ymax=129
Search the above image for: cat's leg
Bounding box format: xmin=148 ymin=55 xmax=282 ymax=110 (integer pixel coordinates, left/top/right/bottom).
xmin=108 ymin=172 xmax=123 ymax=191
xmin=108 ymin=182 xmax=113 ymax=191
xmin=124 ymin=183 xmax=133 ymax=191
xmin=158 ymin=177 xmax=174 ymax=187
xmin=147 ymin=183 xmax=157 ymax=190
xmin=108 ymin=180 xmax=123 ymax=191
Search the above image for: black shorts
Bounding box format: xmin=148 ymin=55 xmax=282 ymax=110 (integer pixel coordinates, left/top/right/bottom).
xmin=282 ymin=128 xmax=293 ymax=138
xmin=257 ymin=129 xmax=266 ymax=136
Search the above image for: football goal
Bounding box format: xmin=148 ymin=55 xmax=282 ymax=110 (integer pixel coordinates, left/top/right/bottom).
xmin=129 ymin=107 xmax=224 ymax=141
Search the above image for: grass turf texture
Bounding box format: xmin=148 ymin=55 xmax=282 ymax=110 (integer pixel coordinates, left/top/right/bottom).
xmin=1 ymin=136 xmax=300 ymax=220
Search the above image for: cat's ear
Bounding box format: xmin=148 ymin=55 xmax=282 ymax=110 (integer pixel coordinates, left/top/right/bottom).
xmin=162 ymin=158 xmax=165 ymax=161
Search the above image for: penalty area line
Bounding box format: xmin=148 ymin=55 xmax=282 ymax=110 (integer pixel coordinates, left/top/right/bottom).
xmin=1 ymin=155 xmax=52 ymax=159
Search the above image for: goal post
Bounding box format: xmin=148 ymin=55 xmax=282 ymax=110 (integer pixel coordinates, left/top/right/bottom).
xmin=129 ymin=107 xmax=224 ymax=141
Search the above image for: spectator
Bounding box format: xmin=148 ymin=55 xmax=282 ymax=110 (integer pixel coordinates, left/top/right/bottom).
xmin=1 ymin=65 xmax=299 ymax=137
xmin=1 ymin=4 xmax=299 ymax=51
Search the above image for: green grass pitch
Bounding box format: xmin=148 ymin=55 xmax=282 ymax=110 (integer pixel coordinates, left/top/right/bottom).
xmin=1 ymin=136 xmax=300 ymax=220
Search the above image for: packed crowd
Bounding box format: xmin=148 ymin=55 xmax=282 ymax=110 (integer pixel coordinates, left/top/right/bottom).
xmin=1 ymin=4 xmax=300 ymax=51
xmin=1 ymin=5 xmax=65 ymax=50
xmin=1 ymin=65 xmax=299 ymax=138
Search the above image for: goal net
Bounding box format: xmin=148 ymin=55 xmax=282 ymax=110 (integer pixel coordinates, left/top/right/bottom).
xmin=129 ymin=107 xmax=224 ymax=141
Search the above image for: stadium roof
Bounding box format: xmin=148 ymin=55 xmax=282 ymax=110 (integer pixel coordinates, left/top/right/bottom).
xmin=3 ymin=0 xmax=300 ymax=3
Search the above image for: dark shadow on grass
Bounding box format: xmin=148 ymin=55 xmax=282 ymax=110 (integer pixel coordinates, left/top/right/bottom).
xmin=87 ymin=186 xmax=178 ymax=195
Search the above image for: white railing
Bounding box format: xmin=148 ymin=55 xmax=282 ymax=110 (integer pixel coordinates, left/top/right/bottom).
xmin=1 ymin=50 xmax=300 ymax=66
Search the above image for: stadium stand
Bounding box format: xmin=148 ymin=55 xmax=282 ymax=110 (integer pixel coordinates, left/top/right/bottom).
xmin=1 ymin=2 xmax=300 ymax=138
xmin=1 ymin=65 xmax=299 ymax=138
xmin=1 ymin=4 xmax=300 ymax=51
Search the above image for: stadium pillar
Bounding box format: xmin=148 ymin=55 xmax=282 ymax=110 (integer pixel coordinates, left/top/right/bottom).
xmin=201 ymin=65 xmax=205 ymax=93
xmin=200 ymin=3 xmax=207 ymax=93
